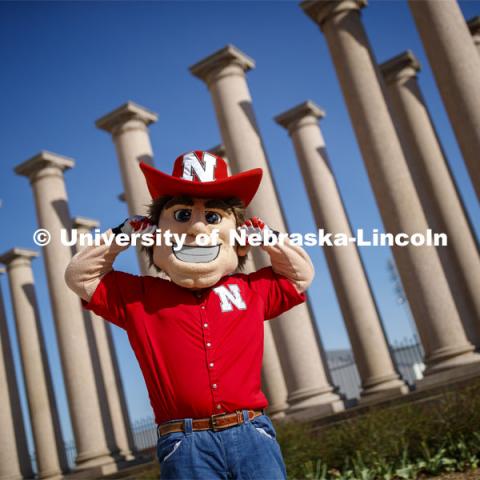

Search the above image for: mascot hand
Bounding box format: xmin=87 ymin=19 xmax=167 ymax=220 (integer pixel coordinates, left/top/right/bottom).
xmin=112 ymin=216 xmax=156 ymax=238
xmin=238 ymin=217 xmax=278 ymax=246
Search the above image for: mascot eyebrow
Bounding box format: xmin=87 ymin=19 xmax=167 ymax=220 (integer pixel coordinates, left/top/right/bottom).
xmin=204 ymin=199 xmax=234 ymax=211
xmin=164 ymin=196 xmax=234 ymax=212
xmin=164 ymin=196 xmax=194 ymax=209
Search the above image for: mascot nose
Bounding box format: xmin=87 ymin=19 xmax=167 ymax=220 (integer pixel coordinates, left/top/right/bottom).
xmin=187 ymin=219 xmax=209 ymax=236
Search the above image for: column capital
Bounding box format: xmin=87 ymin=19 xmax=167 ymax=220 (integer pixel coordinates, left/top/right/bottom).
xmin=380 ymin=50 xmax=421 ymax=85
xmin=190 ymin=45 xmax=255 ymax=84
xmin=0 ymin=248 xmax=38 ymax=269
xmin=208 ymin=144 xmax=227 ymax=158
xmin=275 ymin=100 xmax=325 ymax=134
xmin=72 ymin=216 xmax=100 ymax=231
xmin=95 ymin=101 xmax=158 ymax=134
xmin=468 ymin=16 xmax=480 ymax=35
xmin=15 ymin=151 xmax=74 ymax=181
xmin=468 ymin=16 xmax=480 ymax=44
xmin=301 ymin=0 xmax=367 ymax=29
xmin=208 ymin=144 xmax=232 ymax=173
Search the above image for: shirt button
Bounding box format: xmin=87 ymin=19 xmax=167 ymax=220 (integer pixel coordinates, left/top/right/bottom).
xmin=201 ymin=306 xmax=206 ymax=310
xmin=209 ymin=362 xmax=214 ymax=368
xmin=206 ymin=342 xmax=212 ymax=348
xmin=203 ymin=323 xmax=208 ymax=328
xmin=212 ymin=383 xmax=217 ymax=389
xmin=216 ymin=404 xmax=222 ymax=410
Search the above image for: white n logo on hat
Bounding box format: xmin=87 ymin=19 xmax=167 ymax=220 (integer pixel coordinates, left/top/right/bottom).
xmin=182 ymin=152 xmax=216 ymax=182
xmin=213 ymin=285 xmax=247 ymax=312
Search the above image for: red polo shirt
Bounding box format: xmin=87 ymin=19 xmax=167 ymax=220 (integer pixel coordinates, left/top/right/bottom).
xmin=83 ymin=267 xmax=305 ymax=424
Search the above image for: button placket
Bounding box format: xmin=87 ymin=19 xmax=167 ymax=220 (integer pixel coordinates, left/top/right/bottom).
xmin=198 ymin=298 xmax=221 ymax=408
xmin=200 ymin=294 xmax=223 ymax=412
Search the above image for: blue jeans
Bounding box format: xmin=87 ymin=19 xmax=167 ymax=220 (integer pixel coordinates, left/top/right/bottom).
xmin=156 ymin=410 xmax=287 ymax=479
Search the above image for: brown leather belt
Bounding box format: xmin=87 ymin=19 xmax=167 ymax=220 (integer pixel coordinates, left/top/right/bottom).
xmin=158 ymin=409 xmax=264 ymax=436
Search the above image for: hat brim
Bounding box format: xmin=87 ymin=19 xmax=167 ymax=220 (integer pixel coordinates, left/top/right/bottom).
xmin=139 ymin=162 xmax=263 ymax=207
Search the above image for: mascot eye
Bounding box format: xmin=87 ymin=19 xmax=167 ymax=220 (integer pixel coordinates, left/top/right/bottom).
xmin=174 ymin=209 xmax=192 ymax=222
xmin=205 ymin=211 xmax=222 ymax=224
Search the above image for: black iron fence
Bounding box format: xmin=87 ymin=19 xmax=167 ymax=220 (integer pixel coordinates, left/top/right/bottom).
xmin=327 ymin=350 xmax=361 ymax=400
xmin=391 ymin=336 xmax=425 ymax=385
xmin=132 ymin=416 xmax=158 ymax=451
xmin=327 ymin=336 xmax=425 ymax=400
xmin=32 ymin=336 xmax=425 ymax=471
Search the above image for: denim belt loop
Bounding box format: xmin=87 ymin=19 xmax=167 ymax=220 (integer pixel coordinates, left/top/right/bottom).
xmin=242 ymin=409 xmax=250 ymax=424
xmin=184 ymin=418 xmax=193 ymax=436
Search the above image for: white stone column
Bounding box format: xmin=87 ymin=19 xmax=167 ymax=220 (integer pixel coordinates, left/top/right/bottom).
xmin=191 ymin=46 xmax=344 ymax=417
xmin=0 ymin=249 xmax=68 ymax=480
xmin=96 ymin=102 xmax=158 ymax=275
xmin=0 ymin=267 xmax=34 ymax=480
xmin=301 ymin=0 xmax=480 ymax=384
xmin=72 ymin=217 xmax=135 ymax=460
xmin=208 ymin=145 xmax=289 ymax=417
xmin=261 ymin=323 xmax=289 ymax=417
xmin=15 ymin=152 xmax=116 ymax=470
xmin=408 ymin=0 xmax=480 ymax=199
xmin=275 ymin=101 xmax=409 ymax=401
xmin=380 ymin=51 xmax=480 ymax=347
xmin=468 ymin=17 xmax=480 ymax=55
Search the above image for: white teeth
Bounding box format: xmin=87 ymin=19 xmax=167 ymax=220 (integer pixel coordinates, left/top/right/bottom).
xmin=173 ymin=244 xmax=220 ymax=263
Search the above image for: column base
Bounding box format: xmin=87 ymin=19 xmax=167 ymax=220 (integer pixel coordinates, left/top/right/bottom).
xmin=38 ymin=470 xmax=64 ymax=480
xmin=65 ymin=454 xmax=152 ymax=480
xmin=286 ymin=384 xmax=341 ymax=409
xmin=38 ymin=472 xmax=65 ymax=480
xmin=120 ymin=451 xmax=136 ymax=462
xmin=1 ymin=475 xmax=32 ymax=480
xmin=66 ymin=462 xmax=119 ymax=479
xmin=74 ymin=448 xmax=117 ymax=471
xmin=359 ymin=382 xmax=410 ymax=405
xmin=265 ymin=401 xmax=289 ymax=420
xmin=286 ymin=396 xmax=345 ymax=422
xmin=424 ymin=345 xmax=479 ymax=374
xmin=285 ymin=383 xmax=345 ymax=420
xmin=416 ymin=360 xmax=480 ymax=391
xmin=112 ymin=449 xmax=136 ymax=463
xmin=269 ymin=410 xmax=287 ymax=420
xmin=359 ymin=372 xmax=410 ymax=402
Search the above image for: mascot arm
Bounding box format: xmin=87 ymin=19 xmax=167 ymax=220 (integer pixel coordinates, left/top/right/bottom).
xmin=64 ymin=228 xmax=129 ymax=302
xmin=263 ymin=240 xmax=314 ymax=294
xmin=241 ymin=217 xmax=314 ymax=294
xmin=65 ymin=216 xmax=155 ymax=301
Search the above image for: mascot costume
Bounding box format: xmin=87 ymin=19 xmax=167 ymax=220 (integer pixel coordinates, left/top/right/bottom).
xmin=65 ymin=150 xmax=314 ymax=479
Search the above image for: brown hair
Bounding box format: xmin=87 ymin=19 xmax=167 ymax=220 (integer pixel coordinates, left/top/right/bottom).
xmin=142 ymin=195 xmax=247 ymax=272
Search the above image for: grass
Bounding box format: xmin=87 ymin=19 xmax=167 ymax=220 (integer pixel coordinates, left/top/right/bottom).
xmin=275 ymin=379 xmax=480 ymax=479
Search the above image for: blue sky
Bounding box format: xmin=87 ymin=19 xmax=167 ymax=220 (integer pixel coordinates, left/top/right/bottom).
xmin=0 ymin=0 xmax=479 ymax=451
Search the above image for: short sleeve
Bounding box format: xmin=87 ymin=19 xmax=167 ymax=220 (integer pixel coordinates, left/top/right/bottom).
xmin=248 ymin=267 xmax=306 ymax=320
xmin=82 ymin=270 xmax=143 ymax=329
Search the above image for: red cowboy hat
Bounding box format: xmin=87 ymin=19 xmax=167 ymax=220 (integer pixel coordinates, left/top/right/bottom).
xmin=139 ymin=150 xmax=262 ymax=207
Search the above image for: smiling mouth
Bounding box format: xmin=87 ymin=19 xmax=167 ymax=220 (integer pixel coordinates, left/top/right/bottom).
xmin=172 ymin=244 xmax=221 ymax=263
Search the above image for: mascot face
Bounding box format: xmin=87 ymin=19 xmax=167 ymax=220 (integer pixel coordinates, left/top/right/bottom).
xmin=140 ymin=150 xmax=262 ymax=288
xmin=152 ymin=197 xmax=246 ymax=289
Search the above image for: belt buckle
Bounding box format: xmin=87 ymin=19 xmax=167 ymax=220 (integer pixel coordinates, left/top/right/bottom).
xmin=210 ymin=412 xmax=227 ymax=432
